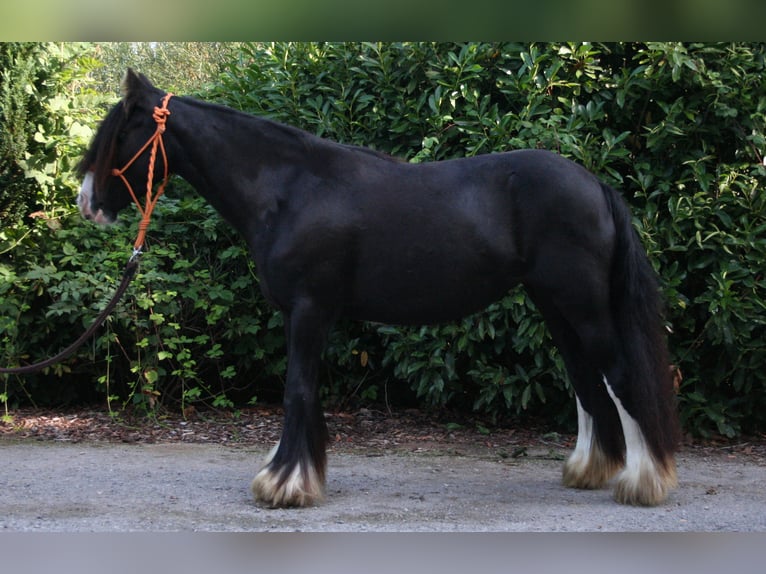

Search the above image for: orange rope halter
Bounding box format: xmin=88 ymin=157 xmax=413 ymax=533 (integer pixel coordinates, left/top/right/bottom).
xmin=111 ymin=92 xmax=173 ymax=251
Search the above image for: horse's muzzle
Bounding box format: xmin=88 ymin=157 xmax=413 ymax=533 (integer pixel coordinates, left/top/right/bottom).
xmin=78 ymin=172 xmax=114 ymax=225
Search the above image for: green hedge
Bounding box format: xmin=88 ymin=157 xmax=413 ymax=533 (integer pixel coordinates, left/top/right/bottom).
xmin=2 ymin=42 xmax=765 ymax=437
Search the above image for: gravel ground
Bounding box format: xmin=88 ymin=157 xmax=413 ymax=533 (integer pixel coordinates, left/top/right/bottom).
xmin=1 ymin=407 xmax=764 ymax=532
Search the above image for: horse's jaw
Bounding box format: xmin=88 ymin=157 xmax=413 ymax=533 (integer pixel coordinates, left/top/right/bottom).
xmin=77 ymin=171 xmax=115 ymax=225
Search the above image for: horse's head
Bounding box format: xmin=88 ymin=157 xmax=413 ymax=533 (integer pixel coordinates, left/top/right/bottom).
xmin=77 ymin=69 xmax=169 ymax=224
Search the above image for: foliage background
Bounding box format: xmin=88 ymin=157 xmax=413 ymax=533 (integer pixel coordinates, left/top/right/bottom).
xmin=1 ymin=42 xmax=764 ymax=438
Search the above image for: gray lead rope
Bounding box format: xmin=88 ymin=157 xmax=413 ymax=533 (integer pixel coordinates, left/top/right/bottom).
xmin=0 ymin=252 xmax=140 ymax=376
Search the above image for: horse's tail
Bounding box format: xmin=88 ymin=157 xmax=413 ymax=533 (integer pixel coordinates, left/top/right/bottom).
xmin=602 ymin=182 xmax=680 ymax=470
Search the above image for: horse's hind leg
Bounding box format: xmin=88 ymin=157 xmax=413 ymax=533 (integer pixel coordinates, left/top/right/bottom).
xmin=534 ymin=281 xmax=675 ymax=506
xmin=555 ymin=277 xmax=677 ymax=505
xmin=561 ymin=316 xmax=675 ymax=505
xmin=601 ymin=371 xmax=678 ymax=506
xmin=564 ymin=396 xmax=622 ymax=489
xmin=251 ymin=298 xmax=331 ymax=507
xmin=562 ymin=374 xmax=625 ymax=490
xmin=530 ymin=295 xmax=624 ymax=489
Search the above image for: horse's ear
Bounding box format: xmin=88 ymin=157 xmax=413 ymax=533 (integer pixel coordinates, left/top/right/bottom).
xmin=120 ymin=69 xmax=155 ymax=112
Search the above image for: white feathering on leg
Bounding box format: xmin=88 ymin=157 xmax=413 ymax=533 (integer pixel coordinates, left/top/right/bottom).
xmin=250 ymin=441 xmax=325 ymax=507
xmin=603 ymin=376 xmax=676 ymax=506
xmin=562 ymin=397 xmax=620 ymax=489
xmin=563 ymin=397 xmax=594 ymax=481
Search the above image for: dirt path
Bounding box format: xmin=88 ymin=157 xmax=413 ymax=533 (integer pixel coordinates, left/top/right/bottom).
xmin=2 ymin=437 xmax=764 ymax=531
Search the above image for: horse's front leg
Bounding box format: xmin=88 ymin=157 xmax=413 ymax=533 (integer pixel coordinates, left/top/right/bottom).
xmin=251 ymin=299 xmax=331 ymax=507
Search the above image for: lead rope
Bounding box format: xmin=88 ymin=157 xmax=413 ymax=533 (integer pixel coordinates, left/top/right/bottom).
xmin=1 ymin=94 xmax=173 ymax=376
xmin=0 ymin=257 xmax=139 ymax=375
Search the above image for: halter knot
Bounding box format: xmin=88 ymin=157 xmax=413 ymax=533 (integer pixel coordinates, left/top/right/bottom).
xmin=153 ymin=104 xmax=171 ymax=131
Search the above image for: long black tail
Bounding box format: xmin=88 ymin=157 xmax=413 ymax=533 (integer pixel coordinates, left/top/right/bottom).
xmin=602 ymin=182 xmax=680 ymax=468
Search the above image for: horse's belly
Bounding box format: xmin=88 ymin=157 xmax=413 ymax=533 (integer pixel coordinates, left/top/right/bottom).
xmin=345 ymin=255 xmax=519 ymax=325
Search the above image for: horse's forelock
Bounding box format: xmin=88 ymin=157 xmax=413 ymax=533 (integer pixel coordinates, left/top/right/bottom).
xmin=78 ymin=102 xmax=127 ymax=193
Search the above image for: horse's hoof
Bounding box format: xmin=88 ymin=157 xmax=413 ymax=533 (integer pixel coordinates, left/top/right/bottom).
xmin=251 ymin=462 xmax=325 ymax=508
xmin=562 ymin=445 xmax=621 ymax=490
xmin=612 ymin=458 xmax=677 ymax=506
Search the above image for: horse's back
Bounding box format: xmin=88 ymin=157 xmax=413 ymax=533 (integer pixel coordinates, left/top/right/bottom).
xmin=254 ymin=148 xmax=614 ymax=326
xmin=333 ymin=149 xmax=613 ymax=324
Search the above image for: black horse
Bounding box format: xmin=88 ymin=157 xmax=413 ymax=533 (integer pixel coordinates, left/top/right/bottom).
xmin=78 ymin=70 xmax=679 ymax=507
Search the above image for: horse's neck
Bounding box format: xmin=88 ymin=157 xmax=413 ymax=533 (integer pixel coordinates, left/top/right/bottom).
xmin=166 ymin=98 xmax=307 ymax=231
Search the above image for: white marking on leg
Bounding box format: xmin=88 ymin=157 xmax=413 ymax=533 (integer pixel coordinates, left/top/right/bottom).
xmin=262 ymin=440 xmax=280 ymax=466
xmin=562 ymin=397 xmax=619 ymax=489
xmin=564 ymin=398 xmax=593 ymax=475
xmin=603 ymin=375 xmax=673 ymax=505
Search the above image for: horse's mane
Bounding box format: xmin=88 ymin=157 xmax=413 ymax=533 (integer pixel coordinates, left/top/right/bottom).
xmin=184 ymin=95 xmax=402 ymax=163
xmin=78 ymin=84 xmax=402 ymax=193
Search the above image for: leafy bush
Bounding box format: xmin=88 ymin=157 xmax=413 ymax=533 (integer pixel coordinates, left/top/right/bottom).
xmin=1 ymin=186 xmax=290 ymax=410
xmin=2 ymin=43 xmax=287 ymax=416
xmin=1 ymin=42 xmax=106 ymax=408
xmin=2 ymin=42 xmax=765 ymax=437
